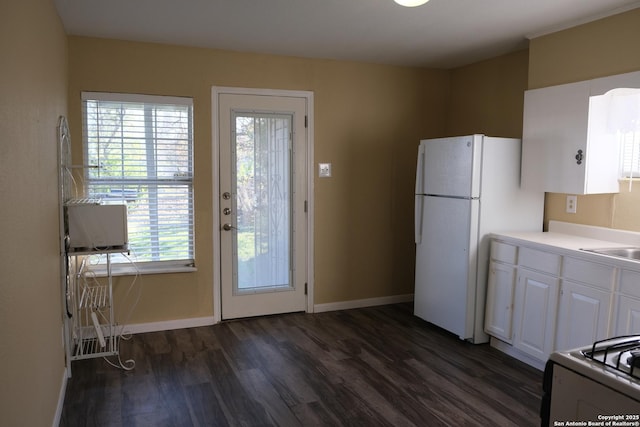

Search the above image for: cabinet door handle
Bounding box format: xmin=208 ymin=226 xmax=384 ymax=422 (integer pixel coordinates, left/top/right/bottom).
xmin=575 ymin=149 xmax=584 ymax=165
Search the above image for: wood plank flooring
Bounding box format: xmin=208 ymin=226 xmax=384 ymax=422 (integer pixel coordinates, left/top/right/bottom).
xmin=60 ymin=304 xmax=543 ymax=426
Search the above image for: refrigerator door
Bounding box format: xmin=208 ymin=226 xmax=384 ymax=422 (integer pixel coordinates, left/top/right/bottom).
xmin=414 ymin=195 xmax=479 ymax=340
xmin=418 ymin=135 xmax=482 ymax=198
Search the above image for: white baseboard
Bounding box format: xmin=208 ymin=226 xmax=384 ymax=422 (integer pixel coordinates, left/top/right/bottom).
xmin=489 ymin=337 xmax=545 ymax=371
xmin=313 ymin=294 xmax=414 ymax=313
xmin=121 ymin=316 xmax=216 ymax=335
xmin=122 ymin=296 xmax=413 ymax=334
xmin=105 ymin=296 xmax=413 ymax=337
xmin=53 ymin=367 xmax=68 ymax=427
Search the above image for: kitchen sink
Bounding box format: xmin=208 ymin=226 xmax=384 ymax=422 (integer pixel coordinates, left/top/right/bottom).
xmin=581 ymin=247 xmax=640 ymax=261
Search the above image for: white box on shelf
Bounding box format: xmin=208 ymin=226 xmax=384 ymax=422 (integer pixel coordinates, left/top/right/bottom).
xmin=66 ymin=204 xmax=128 ymax=250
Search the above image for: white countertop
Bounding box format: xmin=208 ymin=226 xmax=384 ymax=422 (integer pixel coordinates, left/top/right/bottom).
xmin=491 ymin=221 xmax=640 ymax=270
xmin=491 ymin=230 xmax=626 ymax=251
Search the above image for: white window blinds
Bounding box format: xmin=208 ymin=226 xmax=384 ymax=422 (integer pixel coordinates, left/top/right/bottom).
xmin=619 ymin=130 xmax=640 ymax=179
xmin=608 ymin=88 xmax=640 ymax=180
xmin=82 ymin=92 xmax=194 ymax=266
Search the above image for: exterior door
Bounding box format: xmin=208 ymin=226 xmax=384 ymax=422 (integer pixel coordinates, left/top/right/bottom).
xmin=217 ymin=92 xmax=308 ymax=320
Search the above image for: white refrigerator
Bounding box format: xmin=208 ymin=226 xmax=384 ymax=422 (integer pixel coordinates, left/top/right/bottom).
xmin=414 ymin=134 xmax=543 ymax=343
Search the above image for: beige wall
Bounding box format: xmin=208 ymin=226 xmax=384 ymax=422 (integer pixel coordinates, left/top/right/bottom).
xmin=67 ymin=37 xmax=450 ymax=322
xmin=0 ymin=0 xmax=68 ymax=425
xmin=447 ymin=49 xmax=529 ymax=138
xmin=528 ymin=8 xmax=640 ymax=231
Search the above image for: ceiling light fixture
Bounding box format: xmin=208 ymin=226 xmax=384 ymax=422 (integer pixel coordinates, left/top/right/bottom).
xmin=394 ymin=0 xmax=429 ymax=7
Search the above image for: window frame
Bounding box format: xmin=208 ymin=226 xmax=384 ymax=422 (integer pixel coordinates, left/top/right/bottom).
xmin=619 ymin=129 xmax=640 ymax=180
xmin=81 ymin=91 xmax=196 ymax=275
xmin=604 ymin=88 xmax=640 ymax=181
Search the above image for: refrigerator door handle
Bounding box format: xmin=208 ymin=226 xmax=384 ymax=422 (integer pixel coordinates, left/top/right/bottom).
xmin=415 ymin=143 xmax=425 ymax=195
xmin=415 ymin=195 xmax=423 ymax=244
xmin=415 ymin=143 xmax=425 ymax=244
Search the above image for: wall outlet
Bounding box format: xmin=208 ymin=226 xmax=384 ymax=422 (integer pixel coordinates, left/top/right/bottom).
xmin=566 ymin=195 xmax=577 ymax=214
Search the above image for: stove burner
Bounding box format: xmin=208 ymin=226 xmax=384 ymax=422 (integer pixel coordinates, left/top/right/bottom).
xmin=581 ymin=335 xmax=640 ymax=379
xmin=625 ymin=350 xmax=640 ymax=371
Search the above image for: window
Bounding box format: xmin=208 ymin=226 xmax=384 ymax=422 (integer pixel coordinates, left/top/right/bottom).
xmin=608 ymin=89 xmax=640 ymax=180
xmin=619 ymin=129 xmax=640 ymax=179
xmin=82 ymin=92 xmax=194 ymax=270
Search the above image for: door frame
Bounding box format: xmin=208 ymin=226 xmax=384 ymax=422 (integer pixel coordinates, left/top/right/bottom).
xmin=211 ymin=86 xmax=315 ymax=323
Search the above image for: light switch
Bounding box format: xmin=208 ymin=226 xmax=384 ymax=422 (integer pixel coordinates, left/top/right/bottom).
xmin=319 ymin=163 xmax=332 ymax=178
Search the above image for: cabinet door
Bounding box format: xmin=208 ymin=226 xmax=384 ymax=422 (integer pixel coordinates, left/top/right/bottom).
xmin=614 ymin=295 xmax=640 ymax=336
xmin=513 ymin=269 xmax=560 ymax=361
xmin=521 ymin=80 xmax=590 ymax=194
xmin=485 ymin=261 xmax=516 ymax=342
xmin=555 ymin=280 xmax=611 ymax=352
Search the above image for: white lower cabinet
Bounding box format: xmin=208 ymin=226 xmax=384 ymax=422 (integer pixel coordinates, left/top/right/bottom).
xmin=512 ymin=268 xmax=559 ymax=361
xmin=555 ymin=257 xmax=614 ymax=351
xmin=485 ymin=261 xmax=516 ymax=342
xmin=614 ymin=269 xmax=640 ymax=336
xmin=555 ymin=280 xmax=611 ymax=351
xmin=614 ymin=295 xmax=640 ymax=335
xmin=485 ymin=237 xmax=624 ymax=368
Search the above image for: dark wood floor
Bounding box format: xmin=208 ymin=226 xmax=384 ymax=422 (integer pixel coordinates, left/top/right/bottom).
xmin=60 ymin=304 xmax=543 ymax=426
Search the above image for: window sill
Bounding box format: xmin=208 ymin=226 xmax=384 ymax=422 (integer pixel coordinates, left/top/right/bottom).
xmin=87 ymin=262 xmax=197 ymax=278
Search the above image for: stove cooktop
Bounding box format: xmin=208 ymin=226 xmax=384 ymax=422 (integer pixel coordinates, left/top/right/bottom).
xmin=550 ymin=336 xmax=640 ymax=401
xmin=581 ymin=335 xmax=640 ymax=379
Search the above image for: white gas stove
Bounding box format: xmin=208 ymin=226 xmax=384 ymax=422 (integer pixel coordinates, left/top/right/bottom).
xmin=542 ymin=336 xmax=640 ymax=426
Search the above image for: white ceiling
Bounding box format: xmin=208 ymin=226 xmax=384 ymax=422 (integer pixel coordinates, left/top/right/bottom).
xmin=54 ymin=0 xmax=640 ymax=69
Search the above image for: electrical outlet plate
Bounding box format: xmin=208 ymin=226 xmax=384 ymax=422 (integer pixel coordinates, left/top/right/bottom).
xmin=566 ymin=195 xmax=577 ymax=214
xmin=319 ymin=163 xmax=332 ymax=178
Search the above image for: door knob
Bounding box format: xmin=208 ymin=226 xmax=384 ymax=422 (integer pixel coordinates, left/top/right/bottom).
xmin=222 ymin=223 xmax=236 ymax=231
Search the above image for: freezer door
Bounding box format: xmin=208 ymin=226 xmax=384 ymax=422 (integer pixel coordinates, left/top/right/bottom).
xmin=414 ymin=196 xmax=478 ymax=340
xmin=418 ymin=135 xmax=481 ymax=198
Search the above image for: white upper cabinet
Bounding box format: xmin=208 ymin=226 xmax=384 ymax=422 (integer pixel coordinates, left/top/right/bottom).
xmin=522 ymin=80 xmax=593 ymax=194
xmin=521 ymin=70 xmax=640 ymax=195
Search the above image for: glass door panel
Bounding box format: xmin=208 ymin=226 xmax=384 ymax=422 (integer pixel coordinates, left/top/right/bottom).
xmin=232 ymin=113 xmax=292 ymax=293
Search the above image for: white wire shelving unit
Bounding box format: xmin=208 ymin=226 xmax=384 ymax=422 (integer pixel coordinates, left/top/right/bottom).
xmin=66 ymin=250 xmax=121 ymax=362
xmin=58 ymin=116 xmax=127 ymax=375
